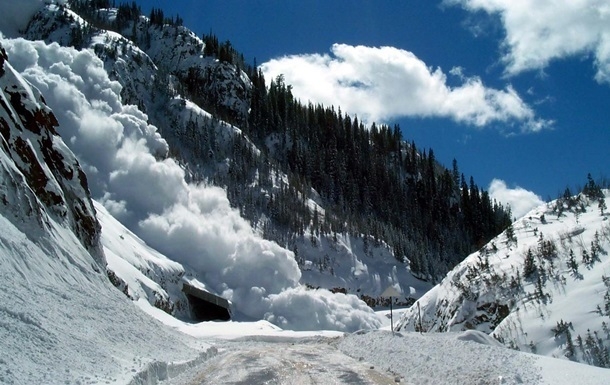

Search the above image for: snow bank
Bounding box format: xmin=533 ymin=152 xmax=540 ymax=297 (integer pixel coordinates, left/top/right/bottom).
xmin=339 ymin=330 xmax=610 ymax=385
xmin=455 ymin=329 xmax=505 ymax=347
xmin=1 ymin=36 xmax=380 ymax=332
xmin=0 ymin=183 xmax=207 ymax=385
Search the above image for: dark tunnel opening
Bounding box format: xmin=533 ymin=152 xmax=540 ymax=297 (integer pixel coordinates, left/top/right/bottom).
xmin=182 ymin=283 xmax=231 ymax=322
xmin=185 ymin=293 xmax=231 ymax=321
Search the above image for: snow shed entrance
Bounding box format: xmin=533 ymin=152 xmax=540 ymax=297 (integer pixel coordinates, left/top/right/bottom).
xmin=182 ymin=283 xmax=231 ymax=321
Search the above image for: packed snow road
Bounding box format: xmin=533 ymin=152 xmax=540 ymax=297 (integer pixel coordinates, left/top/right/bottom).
xmin=163 ymin=329 xmax=610 ymax=385
xmin=173 ymin=336 xmax=401 ymax=385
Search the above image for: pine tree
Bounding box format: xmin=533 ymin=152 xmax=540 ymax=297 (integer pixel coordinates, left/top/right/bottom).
xmin=582 ymin=248 xmax=591 ymax=265
xmin=510 ymin=269 xmax=522 ymax=290
xmin=523 ymin=248 xmax=537 ymax=278
xmin=591 ymin=231 xmax=602 ymax=261
xmin=603 ymin=275 xmax=610 ymax=316
xmin=584 ymin=173 xmax=603 ymax=200
xmin=505 ymin=223 xmax=517 ymax=247
xmin=535 ymin=271 xmax=545 ymax=300
xmin=567 ymin=249 xmax=579 ymax=275
xmin=577 ymin=334 xmax=585 ymax=356
xmin=565 ymin=329 xmax=576 ymax=359
xmin=529 ymin=340 xmax=537 ymax=354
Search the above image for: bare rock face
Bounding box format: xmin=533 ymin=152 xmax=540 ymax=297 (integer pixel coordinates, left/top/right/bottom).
xmin=0 ymin=43 xmax=104 ymax=266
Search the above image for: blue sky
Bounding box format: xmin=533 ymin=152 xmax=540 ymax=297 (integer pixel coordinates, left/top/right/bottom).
xmin=139 ymin=0 xmax=609 ymax=216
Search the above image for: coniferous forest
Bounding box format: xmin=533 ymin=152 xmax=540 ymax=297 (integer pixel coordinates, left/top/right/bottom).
xmin=243 ymin=73 xmax=512 ymax=278
xmin=64 ymin=0 xmax=513 ymax=280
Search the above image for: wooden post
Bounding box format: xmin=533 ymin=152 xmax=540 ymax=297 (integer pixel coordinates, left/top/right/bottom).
xmin=390 ymin=298 xmax=394 ymax=333
xmin=417 ymin=301 xmax=422 ymax=334
xmin=381 ymin=286 xmax=401 ymax=334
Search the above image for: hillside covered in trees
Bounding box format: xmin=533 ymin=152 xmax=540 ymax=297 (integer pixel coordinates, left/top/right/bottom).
xmin=35 ymin=0 xmax=512 ymax=282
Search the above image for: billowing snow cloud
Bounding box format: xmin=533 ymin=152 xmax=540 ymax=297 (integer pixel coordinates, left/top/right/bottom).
xmin=447 ymin=0 xmax=610 ymax=84
xmin=260 ymin=43 xmax=549 ymax=132
xmin=1 ymin=37 xmax=380 ymax=331
xmin=488 ymin=178 xmax=544 ymax=219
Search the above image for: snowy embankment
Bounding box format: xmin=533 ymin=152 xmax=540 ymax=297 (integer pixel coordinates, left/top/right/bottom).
xmin=0 ymin=214 xmax=207 ymax=385
xmin=398 ymin=189 xmax=610 ymax=365
xmin=338 ymin=330 xmax=610 ymax=385
xmin=0 ymin=234 xmax=214 ymax=385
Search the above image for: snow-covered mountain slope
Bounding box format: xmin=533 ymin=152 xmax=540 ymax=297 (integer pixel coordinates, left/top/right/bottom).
xmin=296 ymin=232 xmax=431 ymax=305
xmin=0 ymin=30 xmax=382 ymax=332
xmin=397 ymin=189 xmax=610 ymax=366
xmin=23 ymin=2 xmax=160 ymax=113
xmin=0 ymin=41 xmax=210 ymax=385
xmin=0 ymin=41 xmax=100 ymax=260
xmin=8 ymin=0 xmax=432 ymax=315
xmin=96 ymin=199 xmax=190 ymax=316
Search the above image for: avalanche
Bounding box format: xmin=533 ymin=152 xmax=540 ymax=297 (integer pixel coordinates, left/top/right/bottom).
xmin=0 ymin=35 xmax=380 ymax=332
xmin=18 ymin=0 xmax=435 ymax=306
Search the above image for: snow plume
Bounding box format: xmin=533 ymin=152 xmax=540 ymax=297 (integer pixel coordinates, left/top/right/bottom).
xmin=488 ymin=179 xmax=544 ymax=219
xmin=261 ymin=43 xmax=550 ymax=132
xmin=1 ymin=37 xmax=380 ymax=331
xmin=447 ymin=0 xmax=610 ymax=84
xmin=265 ymin=287 xmax=380 ymax=331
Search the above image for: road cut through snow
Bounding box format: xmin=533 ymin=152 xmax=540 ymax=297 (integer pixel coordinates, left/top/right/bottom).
xmin=164 ymin=336 xmax=405 ymax=385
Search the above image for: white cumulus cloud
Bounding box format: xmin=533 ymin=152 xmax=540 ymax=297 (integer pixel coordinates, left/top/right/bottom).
xmin=447 ymin=0 xmax=610 ymax=84
xmin=260 ymin=43 xmax=549 ymax=132
xmin=488 ymin=179 xmax=544 ymax=219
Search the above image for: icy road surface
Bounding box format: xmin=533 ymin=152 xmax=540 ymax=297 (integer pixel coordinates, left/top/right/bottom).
xmin=173 ymin=336 xmax=400 ymax=385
